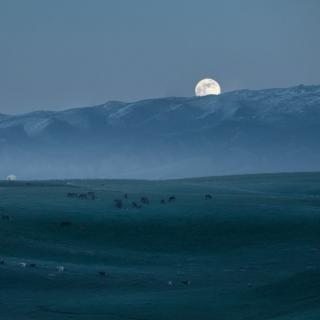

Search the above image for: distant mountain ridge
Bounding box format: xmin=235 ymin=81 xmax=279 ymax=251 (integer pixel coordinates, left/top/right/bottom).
xmin=1 ymin=85 xmax=320 ymax=179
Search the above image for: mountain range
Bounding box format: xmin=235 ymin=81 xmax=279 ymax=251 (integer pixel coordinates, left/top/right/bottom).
xmin=1 ymin=84 xmax=320 ymax=179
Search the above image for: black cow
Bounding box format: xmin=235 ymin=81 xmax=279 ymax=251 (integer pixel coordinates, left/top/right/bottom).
xmin=114 ymin=199 xmax=123 ymax=209
xmin=168 ymin=196 xmax=176 ymax=203
xmin=67 ymin=192 xmax=78 ymax=198
xmin=140 ymin=197 xmax=150 ymax=204
xmin=60 ymin=221 xmax=72 ymax=227
xmin=205 ymin=194 xmax=212 ymax=200
xmin=132 ymin=201 xmax=141 ymax=209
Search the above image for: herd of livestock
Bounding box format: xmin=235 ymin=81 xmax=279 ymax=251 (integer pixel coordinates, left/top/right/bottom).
xmin=66 ymin=191 xmax=213 ymax=209
xmin=0 ymin=189 xmax=214 ymax=287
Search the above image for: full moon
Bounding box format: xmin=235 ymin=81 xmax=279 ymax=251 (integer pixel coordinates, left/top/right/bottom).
xmin=195 ymin=78 xmax=221 ymax=96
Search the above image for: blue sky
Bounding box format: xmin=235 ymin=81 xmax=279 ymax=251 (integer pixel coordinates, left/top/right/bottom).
xmin=0 ymin=0 xmax=319 ymax=113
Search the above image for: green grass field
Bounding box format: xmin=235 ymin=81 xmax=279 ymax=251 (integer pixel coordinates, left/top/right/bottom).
xmin=1 ymin=172 xmax=320 ymax=319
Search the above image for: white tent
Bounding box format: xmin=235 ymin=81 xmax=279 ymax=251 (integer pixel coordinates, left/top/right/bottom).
xmin=6 ymin=174 xmax=17 ymax=181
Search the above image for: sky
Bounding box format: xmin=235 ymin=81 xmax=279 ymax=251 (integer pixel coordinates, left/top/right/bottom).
xmin=0 ymin=0 xmax=319 ymax=114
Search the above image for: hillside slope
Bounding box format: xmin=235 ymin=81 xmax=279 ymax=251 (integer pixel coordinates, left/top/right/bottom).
xmin=1 ymin=85 xmax=320 ymax=179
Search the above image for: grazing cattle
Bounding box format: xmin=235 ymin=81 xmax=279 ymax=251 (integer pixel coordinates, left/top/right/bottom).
xmin=205 ymin=194 xmax=212 ymax=200
xmin=67 ymin=192 xmax=78 ymax=198
xmin=132 ymin=201 xmax=141 ymax=209
xmin=140 ymin=197 xmax=150 ymax=204
xmin=98 ymin=271 xmax=108 ymax=277
xmin=19 ymin=262 xmax=27 ymax=268
xmin=79 ymin=193 xmax=88 ymax=200
xmin=60 ymin=221 xmax=72 ymax=227
xmin=168 ymin=196 xmax=176 ymax=202
xmin=114 ymin=199 xmax=123 ymax=209
xmin=1 ymin=215 xmax=10 ymax=221
xmin=124 ymin=193 xmax=128 ymax=199
xmin=29 ymin=263 xmax=37 ymax=268
xmin=168 ymin=280 xmax=173 ymax=286
xmin=87 ymin=192 xmax=96 ymax=200
xmin=181 ymin=280 xmax=192 ymax=286
xmin=0 ymin=258 xmax=5 ymax=265
xmin=56 ymin=266 xmax=64 ymax=273
xmin=160 ymin=199 xmax=165 ymax=204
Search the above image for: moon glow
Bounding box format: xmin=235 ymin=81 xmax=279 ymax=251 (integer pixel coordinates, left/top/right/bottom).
xmin=195 ymin=78 xmax=221 ymax=96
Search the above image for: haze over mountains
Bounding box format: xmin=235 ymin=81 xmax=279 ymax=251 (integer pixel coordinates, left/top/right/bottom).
xmin=1 ymin=85 xmax=320 ymax=180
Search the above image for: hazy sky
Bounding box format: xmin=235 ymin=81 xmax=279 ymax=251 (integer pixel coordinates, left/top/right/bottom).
xmin=0 ymin=0 xmax=319 ymax=114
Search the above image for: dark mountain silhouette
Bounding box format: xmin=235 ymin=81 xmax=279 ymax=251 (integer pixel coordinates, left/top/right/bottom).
xmin=1 ymin=85 xmax=320 ymax=179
